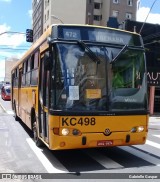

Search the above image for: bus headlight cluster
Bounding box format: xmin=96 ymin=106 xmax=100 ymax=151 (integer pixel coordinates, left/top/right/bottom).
xmin=61 ymin=128 xmax=81 ymax=136
xmin=131 ymin=126 xmax=144 ymax=133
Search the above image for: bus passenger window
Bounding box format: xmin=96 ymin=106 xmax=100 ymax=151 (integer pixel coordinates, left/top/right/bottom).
xmin=25 ymin=59 xmax=31 ymax=86
xmin=31 ymin=52 xmax=39 ymax=86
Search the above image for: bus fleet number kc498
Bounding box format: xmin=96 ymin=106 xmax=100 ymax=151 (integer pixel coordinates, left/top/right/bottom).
xmin=61 ymin=117 xmax=96 ymax=126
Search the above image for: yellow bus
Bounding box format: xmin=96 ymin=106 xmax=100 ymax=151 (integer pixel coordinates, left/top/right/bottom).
xmin=11 ymin=24 xmax=149 ymax=150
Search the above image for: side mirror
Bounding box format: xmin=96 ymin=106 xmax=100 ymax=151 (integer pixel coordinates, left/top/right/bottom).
xmin=43 ymin=52 xmax=53 ymax=70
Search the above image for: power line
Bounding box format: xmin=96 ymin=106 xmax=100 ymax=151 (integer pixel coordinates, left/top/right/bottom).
xmin=0 ymin=47 xmax=28 ymax=51
xmin=139 ymin=0 xmax=158 ymax=34
xmin=0 ymin=45 xmax=30 ymax=47
xmin=0 ymin=31 xmax=25 ymax=36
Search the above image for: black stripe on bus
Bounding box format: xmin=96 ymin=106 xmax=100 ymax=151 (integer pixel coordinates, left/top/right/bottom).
xmin=49 ymin=109 xmax=149 ymax=116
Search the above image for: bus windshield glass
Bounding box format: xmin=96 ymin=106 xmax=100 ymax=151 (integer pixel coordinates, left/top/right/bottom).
xmin=51 ymin=42 xmax=147 ymax=112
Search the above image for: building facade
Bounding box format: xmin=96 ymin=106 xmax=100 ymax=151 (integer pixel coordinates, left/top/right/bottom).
xmin=32 ymin=0 xmax=139 ymax=41
xmin=32 ymin=0 xmax=44 ymax=42
xmin=5 ymin=58 xmax=18 ymax=83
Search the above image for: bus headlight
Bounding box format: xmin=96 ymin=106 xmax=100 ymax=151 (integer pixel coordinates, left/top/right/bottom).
xmin=61 ymin=128 xmax=69 ymax=136
xmin=137 ymin=126 xmax=144 ymax=132
xmin=131 ymin=126 xmax=144 ymax=133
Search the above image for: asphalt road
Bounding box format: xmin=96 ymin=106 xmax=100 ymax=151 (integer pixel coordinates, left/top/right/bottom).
xmin=0 ymin=96 xmax=160 ymax=181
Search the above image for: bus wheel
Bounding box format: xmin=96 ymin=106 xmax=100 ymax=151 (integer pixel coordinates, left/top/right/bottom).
xmin=33 ymin=122 xmax=44 ymax=147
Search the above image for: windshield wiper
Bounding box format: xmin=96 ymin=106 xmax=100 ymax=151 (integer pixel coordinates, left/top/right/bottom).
xmin=77 ymin=40 xmax=101 ymax=64
xmin=110 ymin=44 xmax=128 ymax=64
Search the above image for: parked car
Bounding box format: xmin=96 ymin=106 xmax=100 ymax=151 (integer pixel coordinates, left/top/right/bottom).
xmin=1 ymin=85 xmax=11 ymax=101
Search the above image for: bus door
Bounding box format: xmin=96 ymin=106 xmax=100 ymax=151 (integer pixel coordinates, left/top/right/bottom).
xmin=18 ymin=68 xmax=22 ymax=115
xmin=39 ymin=52 xmax=49 ymax=144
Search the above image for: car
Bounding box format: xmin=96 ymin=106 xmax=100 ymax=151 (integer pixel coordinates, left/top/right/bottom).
xmin=1 ymin=85 xmax=11 ymax=101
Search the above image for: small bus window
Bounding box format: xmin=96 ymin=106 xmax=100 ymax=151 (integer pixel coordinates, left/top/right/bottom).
xmin=31 ymin=54 xmax=34 ymax=70
xmin=28 ymin=58 xmax=31 ymax=72
xmin=34 ymin=51 xmax=39 ymax=68
xmin=31 ymin=51 xmax=39 ymax=86
xmin=22 ymin=62 xmax=26 ymax=74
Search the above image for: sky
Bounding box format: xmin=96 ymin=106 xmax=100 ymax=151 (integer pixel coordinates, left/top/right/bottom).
xmin=0 ymin=0 xmax=160 ymax=81
xmin=0 ymin=0 xmax=32 ymax=81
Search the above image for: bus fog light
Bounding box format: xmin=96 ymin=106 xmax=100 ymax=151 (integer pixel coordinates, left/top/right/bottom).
xmin=72 ymin=129 xmax=79 ymax=136
xmin=137 ymin=126 xmax=144 ymax=132
xmin=131 ymin=127 xmax=137 ymax=133
xmin=62 ymin=128 xmax=69 ymax=136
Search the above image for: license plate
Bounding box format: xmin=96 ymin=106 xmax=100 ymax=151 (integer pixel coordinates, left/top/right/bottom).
xmin=97 ymin=140 xmax=113 ymax=146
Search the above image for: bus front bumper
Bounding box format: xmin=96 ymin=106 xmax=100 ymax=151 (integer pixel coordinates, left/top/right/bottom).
xmin=49 ymin=132 xmax=147 ymax=150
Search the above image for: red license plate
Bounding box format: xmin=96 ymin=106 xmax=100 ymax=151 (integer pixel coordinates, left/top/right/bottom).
xmin=97 ymin=140 xmax=113 ymax=146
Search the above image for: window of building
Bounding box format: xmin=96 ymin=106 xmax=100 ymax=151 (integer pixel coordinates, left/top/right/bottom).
xmin=94 ymin=15 xmax=102 ymax=21
xmin=113 ymin=0 xmax=119 ymax=4
xmin=137 ymin=0 xmax=140 ymax=10
xmin=47 ymin=10 xmax=49 ymax=20
xmin=45 ymin=0 xmax=49 ymax=8
xmin=113 ymin=10 xmax=119 ymax=17
xmin=94 ymin=3 xmax=101 ymax=9
xmin=127 ymin=0 xmax=133 ymax=6
xmin=126 ymin=12 xmax=132 ymax=19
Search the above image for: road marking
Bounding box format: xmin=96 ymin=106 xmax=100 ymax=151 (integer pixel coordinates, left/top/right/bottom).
xmin=83 ymin=149 xmax=123 ymax=169
xmin=146 ymin=140 xmax=160 ymax=149
xmin=119 ymin=146 xmax=160 ymax=166
xmin=6 ymin=110 xmax=14 ymax=115
xmin=153 ymin=135 xmax=160 ymax=138
xmin=0 ymin=103 xmax=6 ymax=112
xmin=26 ymin=138 xmax=67 ymax=173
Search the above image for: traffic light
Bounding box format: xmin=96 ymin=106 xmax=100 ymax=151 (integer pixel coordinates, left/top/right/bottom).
xmin=26 ymin=29 xmax=33 ymax=42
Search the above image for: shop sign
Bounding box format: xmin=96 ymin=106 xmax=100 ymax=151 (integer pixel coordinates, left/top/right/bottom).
xmin=147 ymin=67 xmax=160 ymax=86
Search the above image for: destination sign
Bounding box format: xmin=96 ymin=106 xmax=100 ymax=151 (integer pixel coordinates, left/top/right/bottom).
xmin=54 ymin=25 xmax=142 ymax=46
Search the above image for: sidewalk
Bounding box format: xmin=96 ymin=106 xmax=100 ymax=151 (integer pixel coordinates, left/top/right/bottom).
xmin=149 ymin=115 xmax=160 ymax=122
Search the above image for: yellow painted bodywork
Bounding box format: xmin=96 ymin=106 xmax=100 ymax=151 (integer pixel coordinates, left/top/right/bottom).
xmin=13 ymin=87 xmax=38 ymax=130
xmin=48 ymin=115 xmax=149 ymax=150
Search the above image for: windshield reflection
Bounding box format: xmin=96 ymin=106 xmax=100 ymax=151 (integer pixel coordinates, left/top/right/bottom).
xmin=50 ymin=43 xmax=147 ymax=112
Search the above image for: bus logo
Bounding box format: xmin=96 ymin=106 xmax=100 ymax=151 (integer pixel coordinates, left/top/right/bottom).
xmin=104 ymin=128 xmax=111 ymax=136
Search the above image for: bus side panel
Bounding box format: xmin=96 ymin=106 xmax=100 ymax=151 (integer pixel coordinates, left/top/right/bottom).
xmin=19 ymin=87 xmax=38 ymax=130
xmin=25 ymin=87 xmax=38 ymax=130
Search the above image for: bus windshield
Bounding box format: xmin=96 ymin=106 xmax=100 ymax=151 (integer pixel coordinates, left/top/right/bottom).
xmin=51 ymin=42 xmax=147 ymax=112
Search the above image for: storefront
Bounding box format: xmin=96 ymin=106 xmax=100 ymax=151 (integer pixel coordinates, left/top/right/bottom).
xmin=148 ymin=68 xmax=160 ymax=115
